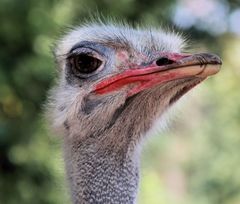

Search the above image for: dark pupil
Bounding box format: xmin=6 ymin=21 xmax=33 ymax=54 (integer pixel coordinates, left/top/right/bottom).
xmin=74 ymin=54 xmax=102 ymax=74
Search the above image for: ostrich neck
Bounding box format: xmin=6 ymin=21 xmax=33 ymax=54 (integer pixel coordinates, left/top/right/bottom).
xmin=64 ymin=136 xmax=140 ymax=204
xmin=62 ymin=90 xmax=164 ymax=204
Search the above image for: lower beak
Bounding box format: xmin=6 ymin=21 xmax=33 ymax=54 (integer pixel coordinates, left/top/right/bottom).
xmin=94 ymin=53 xmax=222 ymax=97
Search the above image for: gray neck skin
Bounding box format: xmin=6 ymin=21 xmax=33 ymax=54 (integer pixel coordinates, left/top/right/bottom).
xmin=64 ymin=138 xmax=140 ymax=204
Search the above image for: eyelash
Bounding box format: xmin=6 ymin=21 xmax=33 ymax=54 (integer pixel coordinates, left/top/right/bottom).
xmin=67 ymin=49 xmax=94 ymax=59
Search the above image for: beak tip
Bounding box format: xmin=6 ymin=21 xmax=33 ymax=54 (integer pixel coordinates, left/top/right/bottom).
xmin=208 ymin=53 xmax=222 ymax=65
xmin=198 ymin=53 xmax=222 ymax=65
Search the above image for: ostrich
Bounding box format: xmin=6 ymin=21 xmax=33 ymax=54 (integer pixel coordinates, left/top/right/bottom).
xmin=47 ymin=22 xmax=221 ymax=204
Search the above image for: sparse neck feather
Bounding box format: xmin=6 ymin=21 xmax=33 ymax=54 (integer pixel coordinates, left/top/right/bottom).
xmin=63 ymin=132 xmax=141 ymax=204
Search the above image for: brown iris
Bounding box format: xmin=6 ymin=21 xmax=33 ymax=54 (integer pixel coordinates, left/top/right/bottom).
xmin=72 ymin=54 xmax=102 ymax=74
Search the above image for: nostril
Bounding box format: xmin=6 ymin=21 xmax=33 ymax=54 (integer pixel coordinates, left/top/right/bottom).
xmin=156 ymin=57 xmax=175 ymax=66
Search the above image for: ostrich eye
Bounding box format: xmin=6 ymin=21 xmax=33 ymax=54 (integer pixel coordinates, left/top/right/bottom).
xmin=72 ymin=54 xmax=102 ymax=74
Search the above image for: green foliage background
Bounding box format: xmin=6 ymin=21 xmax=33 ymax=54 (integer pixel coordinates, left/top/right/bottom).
xmin=0 ymin=0 xmax=240 ymax=204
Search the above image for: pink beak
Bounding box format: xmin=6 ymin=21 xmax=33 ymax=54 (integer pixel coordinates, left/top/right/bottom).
xmin=94 ymin=53 xmax=222 ymax=97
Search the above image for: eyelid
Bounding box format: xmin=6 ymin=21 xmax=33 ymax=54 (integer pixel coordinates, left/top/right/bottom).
xmin=67 ymin=47 xmax=104 ymax=61
xmin=68 ymin=47 xmax=94 ymax=57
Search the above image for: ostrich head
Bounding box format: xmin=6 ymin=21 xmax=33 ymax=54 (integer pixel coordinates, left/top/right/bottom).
xmin=47 ymin=23 xmax=221 ymax=204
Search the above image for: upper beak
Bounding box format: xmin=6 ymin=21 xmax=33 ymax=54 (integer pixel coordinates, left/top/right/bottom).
xmin=94 ymin=53 xmax=222 ymax=97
